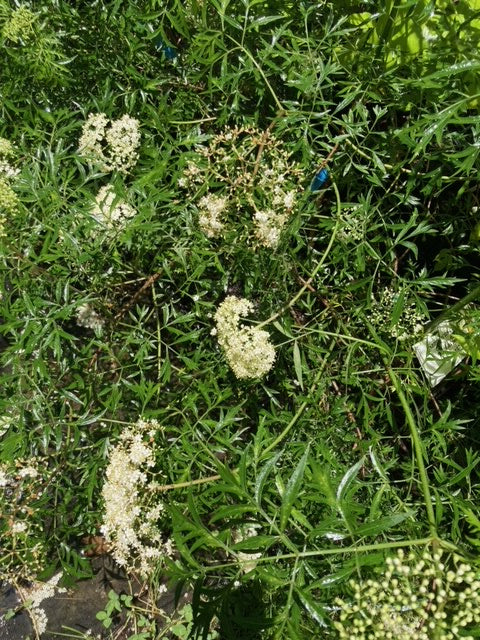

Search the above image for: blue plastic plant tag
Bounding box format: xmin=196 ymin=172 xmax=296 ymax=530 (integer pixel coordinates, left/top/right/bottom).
xmin=153 ymin=36 xmax=177 ymax=60
xmin=311 ymin=168 xmax=329 ymax=191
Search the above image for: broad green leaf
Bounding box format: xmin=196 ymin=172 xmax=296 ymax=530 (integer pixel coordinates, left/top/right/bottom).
xmin=273 ymin=320 xmax=293 ymax=338
xmin=293 ymin=340 xmax=303 ymax=390
xmin=255 ymin=452 xmax=281 ymax=506
xmin=336 ymin=458 xmax=364 ymax=504
xmin=209 ymin=504 xmax=256 ymax=524
xmin=279 ymin=447 xmax=309 ymax=531
xmin=294 ymin=588 xmax=328 ymax=627
xmin=231 ymin=535 xmax=277 ymax=551
xmin=353 ymin=512 xmax=412 ymax=538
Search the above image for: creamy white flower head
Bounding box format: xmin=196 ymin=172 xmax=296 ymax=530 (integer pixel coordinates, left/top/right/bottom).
xmin=91 ymin=184 xmax=136 ymax=230
xmin=177 ymin=125 xmax=303 ymax=249
xmin=213 ymin=296 xmax=275 ymax=379
xmin=0 ymin=137 xmax=19 ymax=180
xmin=253 ymin=209 xmax=287 ymax=249
xmin=0 ymin=177 xmax=20 ymax=215
xmin=18 ymin=465 xmax=39 ymax=479
xmin=104 ymin=115 xmax=141 ymax=173
xmin=12 ymin=521 xmax=28 ymax=534
xmin=0 ymin=466 xmax=8 ymax=487
xmin=76 ymin=303 xmax=105 ymax=332
xmin=78 ymin=113 xmax=109 ymax=164
xmin=19 ymin=573 xmax=66 ymax=636
xmin=198 ymin=193 xmax=227 ymax=238
xmin=100 ymin=418 xmax=172 ymax=578
xmin=0 ymin=138 xmax=15 ymax=157
xmin=78 ymin=113 xmax=140 ymax=174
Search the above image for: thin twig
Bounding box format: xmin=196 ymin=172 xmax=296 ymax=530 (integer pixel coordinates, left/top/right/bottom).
xmin=113 ymin=272 xmax=162 ymax=323
xmin=88 ymin=272 xmax=162 ymax=370
xmin=252 ymin=110 xmax=286 ymax=178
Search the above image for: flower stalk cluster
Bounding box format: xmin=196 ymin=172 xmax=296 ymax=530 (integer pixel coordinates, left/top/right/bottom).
xmin=212 ymin=296 xmax=275 ymax=379
xmin=334 ymin=547 xmax=480 ymax=639
xmin=178 ymin=125 xmax=303 ymax=248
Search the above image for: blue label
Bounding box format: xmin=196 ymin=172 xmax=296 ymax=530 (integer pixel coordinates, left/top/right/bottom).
xmin=311 ymin=168 xmax=329 ymax=191
xmin=153 ymin=37 xmax=177 ymax=60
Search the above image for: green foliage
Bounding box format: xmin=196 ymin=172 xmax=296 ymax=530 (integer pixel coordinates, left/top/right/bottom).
xmin=1 ymin=1 xmax=480 ymax=638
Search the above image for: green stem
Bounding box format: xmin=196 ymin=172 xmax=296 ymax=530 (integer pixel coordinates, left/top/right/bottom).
xmin=387 ymin=366 xmax=437 ymax=538
xmin=261 ymin=338 xmax=337 ymax=457
xmin=257 ymin=181 xmax=342 ymax=330
xmin=224 ymin=35 xmax=283 ymax=111
xmin=297 ymin=327 xmax=389 ymax=352
xmin=204 ymin=536 xmax=458 ymax=572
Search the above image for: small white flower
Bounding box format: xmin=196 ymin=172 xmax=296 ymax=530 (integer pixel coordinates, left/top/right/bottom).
xmin=12 ymin=521 xmax=28 ymax=534
xmin=197 ymin=193 xmax=228 ymax=238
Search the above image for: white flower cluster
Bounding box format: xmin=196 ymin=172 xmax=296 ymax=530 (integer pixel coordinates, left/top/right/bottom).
xmin=178 ymin=126 xmax=303 ymax=248
xmin=18 ymin=573 xmax=66 ymax=635
xmin=76 ymin=303 xmax=105 ymax=332
xmin=369 ymin=286 xmax=426 ymax=341
xmin=253 ymin=209 xmax=288 ymax=249
xmin=78 ymin=113 xmax=141 ymax=174
xmin=212 ymin=296 xmax=275 ymax=379
xmin=100 ymin=419 xmax=173 ymax=578
xmin=253 ymin=165 xmax=297 ymax=248
xmin=91 ymin=184 xmax=137 ymax=231
xmin=334 ymin=547 xmax=480 ymax=639
xmin=197 ymin=193 xmax=228 ymax=237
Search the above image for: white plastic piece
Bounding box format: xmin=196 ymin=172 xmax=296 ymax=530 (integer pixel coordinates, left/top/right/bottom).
xmin=413 ymin=320 xmax=465 ymax=387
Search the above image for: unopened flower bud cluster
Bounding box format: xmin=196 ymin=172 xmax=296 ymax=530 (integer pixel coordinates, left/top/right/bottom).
xmin=91 ymin=184 xmax=137 ymax=232
xmin=338 ymin=204 xmax=367 ymax=244
xmin=368 ymin=286 xmax=426 ymax=341
xmin=212 ymin=296 xmax=275 ymax=379
xmin=2 ymin=7 xmax=36 ymax=43
xmin=78 ymin=113 xmax=141 ymax=174
xmin=334 ymin=547 xmax=480 ymax=639
xmin=100 ymin=419 xmax=173 ymax=578
xmin=0 ymin=137 xmax=20 ymax=235
xmin=178 ymin=125 xmax=303 ymax=248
